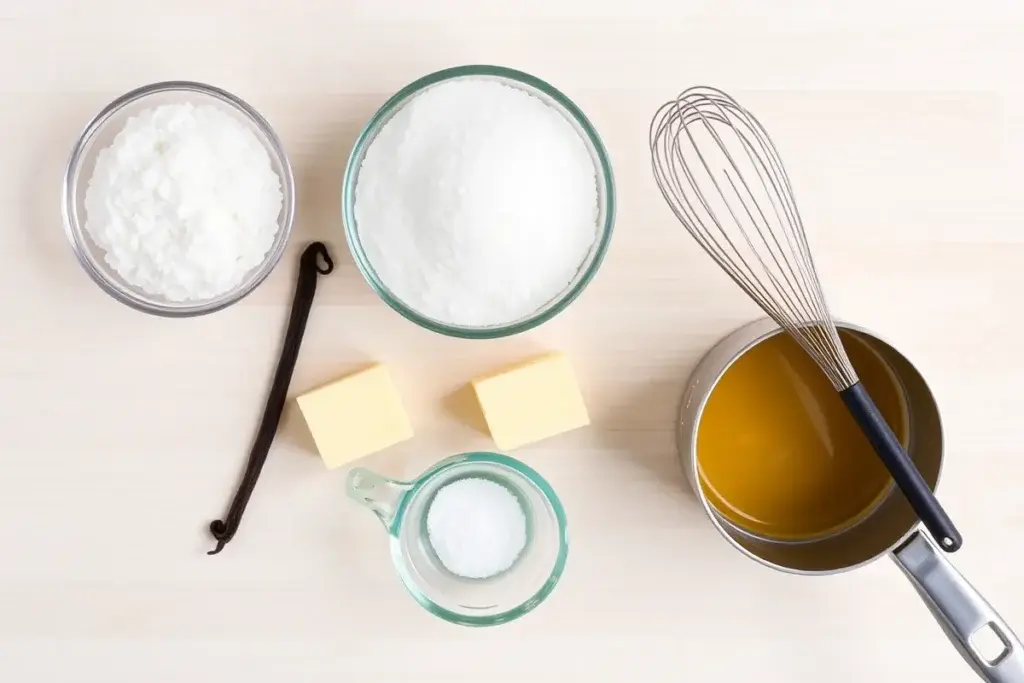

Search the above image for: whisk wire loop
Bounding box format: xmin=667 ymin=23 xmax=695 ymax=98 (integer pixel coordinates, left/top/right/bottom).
xmin=650 ymin=86 xmax=856 ymax=390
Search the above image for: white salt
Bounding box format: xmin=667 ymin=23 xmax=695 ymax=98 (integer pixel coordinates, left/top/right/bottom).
xmin=354 ymin=78 xmax=600 ymax=327
xmin=84 ymin=103 xmax=283 ymax=301
xmin=426 ymin=477 xmax=527 ymax=579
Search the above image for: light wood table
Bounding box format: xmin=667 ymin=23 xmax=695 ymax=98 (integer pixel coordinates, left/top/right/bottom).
xmin=2 ymin=2 xmax=1023 ymax=681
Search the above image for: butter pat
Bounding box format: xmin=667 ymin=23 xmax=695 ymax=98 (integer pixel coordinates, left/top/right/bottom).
xmin=296 ymin=364 xmax=413 ymax=468
xmin=472 ymin=352 xmax=590 ymax=450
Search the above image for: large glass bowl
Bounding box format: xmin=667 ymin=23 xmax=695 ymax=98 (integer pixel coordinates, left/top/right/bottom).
xmin=341 ymin=65 xmax=616 ymax=339
xmin=62 ymin=81 xmax=295 ymax=317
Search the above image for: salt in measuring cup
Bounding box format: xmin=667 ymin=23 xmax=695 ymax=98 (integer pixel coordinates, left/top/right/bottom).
xmin=346 ymin=452 xmax=569 ymax=626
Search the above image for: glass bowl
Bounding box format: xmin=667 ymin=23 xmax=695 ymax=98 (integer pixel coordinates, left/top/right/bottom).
xmin=341 ymin=65 xmax=616 ymax=339
xmin=62 ymin=81 xmax=295 ymax=317
xmin=347 ymin=452 xmax=570 ymax=626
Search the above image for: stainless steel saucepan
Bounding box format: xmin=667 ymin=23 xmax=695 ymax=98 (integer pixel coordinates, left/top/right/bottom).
xmin=678 ymin=318 xmax=1023 ymax=682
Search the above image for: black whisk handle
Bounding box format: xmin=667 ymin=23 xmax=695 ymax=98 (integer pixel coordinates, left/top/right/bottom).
xmin=840 ymin=382 xmax=962 ymax=553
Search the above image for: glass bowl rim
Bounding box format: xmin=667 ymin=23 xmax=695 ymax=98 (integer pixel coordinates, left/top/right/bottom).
xmin=61 ymin=79 xmax=296 ymax=318
xmin=341 ymin=64 xmax=616 ymax=339
xmin=388 ymin=451 xmax=570 ymax=627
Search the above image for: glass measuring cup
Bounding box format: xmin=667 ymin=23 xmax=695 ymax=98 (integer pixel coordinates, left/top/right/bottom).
xmin=346 ymin=452 xmax=569 ymax=626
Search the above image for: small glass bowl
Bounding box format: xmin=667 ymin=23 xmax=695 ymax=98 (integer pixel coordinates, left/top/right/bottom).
xmin=347 ymin=452 xmax=569 ymax=626
xmin=341 ymin=65 xmax=616 ymax=339
xmin=61 ymin=81 xmax=295 ymax=317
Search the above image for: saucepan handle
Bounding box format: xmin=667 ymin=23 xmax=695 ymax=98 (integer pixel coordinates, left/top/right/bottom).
xmin=892 ymin=531 xmax=1024 ymax=682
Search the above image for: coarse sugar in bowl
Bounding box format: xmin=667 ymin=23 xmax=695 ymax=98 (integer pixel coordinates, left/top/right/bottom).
xmin=342 ymin=65 xmax=616 ymax=339
xmin=62 ymin=80 xmax=295 ymax=317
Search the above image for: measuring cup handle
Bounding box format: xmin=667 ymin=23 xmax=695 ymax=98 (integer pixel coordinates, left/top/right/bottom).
xmin=346 ymin=468 xmax=410 ymax=531
xmin=893 ymin=531 xmax=1024 ymax=682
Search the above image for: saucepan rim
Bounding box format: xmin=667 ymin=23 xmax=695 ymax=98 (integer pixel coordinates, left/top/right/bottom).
xmin=677 ymin=317 xmax=945 ymax=575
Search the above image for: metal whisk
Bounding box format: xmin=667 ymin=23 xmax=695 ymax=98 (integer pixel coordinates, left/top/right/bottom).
xmin=651 ymin=86 xmax=962 ymax=552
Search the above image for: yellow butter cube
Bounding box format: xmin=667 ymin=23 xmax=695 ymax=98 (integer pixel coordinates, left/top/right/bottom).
xmin=472 ymin=352 xmax=590 ymax=450
xmin=296 ymin=364 xmax=413 ymax=468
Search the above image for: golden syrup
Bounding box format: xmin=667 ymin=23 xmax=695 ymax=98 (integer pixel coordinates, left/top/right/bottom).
xmin=697 ymin=330 xmax=908 ymax=540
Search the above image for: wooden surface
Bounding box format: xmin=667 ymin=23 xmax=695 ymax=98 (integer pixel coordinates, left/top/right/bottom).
xmin=2 ymin=1 xmax=1023 ymax=681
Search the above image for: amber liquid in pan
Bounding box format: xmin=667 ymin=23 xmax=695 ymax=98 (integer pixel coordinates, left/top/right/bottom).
xmin=697 ymin=330 xmax=909 ymax=541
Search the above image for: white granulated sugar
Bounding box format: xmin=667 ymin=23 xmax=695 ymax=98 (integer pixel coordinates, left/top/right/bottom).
xmin=84 ymin=103 xmax=283 ymax=301
xmin=426 ymin=477 xmax=528 ymax=580
xmin=354 ymin=78 xmax=599 ymax=327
